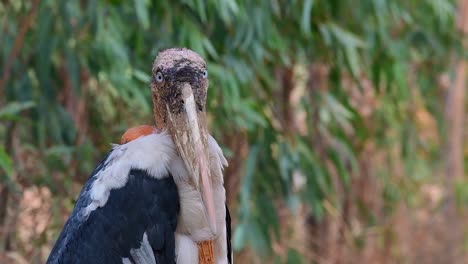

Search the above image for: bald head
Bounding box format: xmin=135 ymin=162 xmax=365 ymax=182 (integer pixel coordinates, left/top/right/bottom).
xmin=151 ymin=48 xmax=209 ymax=130
xmin=153 ymin=48 xmax=206 ymax=74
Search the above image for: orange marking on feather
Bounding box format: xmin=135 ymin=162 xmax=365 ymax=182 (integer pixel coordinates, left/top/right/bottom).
xmin=120 ymin=125 xmax=157 ymax=144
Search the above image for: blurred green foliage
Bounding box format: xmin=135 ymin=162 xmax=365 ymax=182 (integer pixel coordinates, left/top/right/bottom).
xmin=0 ymin=0 xmax=463 ymax=261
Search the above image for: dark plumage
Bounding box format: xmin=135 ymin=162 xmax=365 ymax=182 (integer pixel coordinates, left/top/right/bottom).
xmin=47 ymin=159 xmax=179 ymax=264
xmin=226 ymin=204 xmax=232 ymax=264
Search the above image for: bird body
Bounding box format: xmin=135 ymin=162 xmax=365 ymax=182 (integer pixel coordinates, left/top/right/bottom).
xmin=47 ymin=48 xmax=232 ymax=264
xmin=47 ymin=133 xmax=179 ymax=263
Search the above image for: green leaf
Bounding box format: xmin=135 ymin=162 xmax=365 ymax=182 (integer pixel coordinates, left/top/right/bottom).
xmin=0 ymin=146 xmax=13 ymax=177
xmin=195 ymin=0 xmax=207 ymax=22
xmin=301 ymin=0 xmax=314 ymax=35
xmin=0 ymin=101 xmax=35 ymax=120
xmin=233 ymin=222 xmax=247 ymax=250
xmin=344 ymin=46 xmax=360 ymax=77
xmin=240 ymin=145 xmax=260 ymax=206
xmin=429 ymin=0 xmax=453 ymax=25
xmin=133 ymin=68 xmax=151 ymax=83
xmin=134 ymin=0 xmax=150 ymax=30
xmin=202 ymin=38 xmax=218 ymax=59
xmin=287 ymin=248 xmax=303 ymax=264
xmin=328 ymin=23 xmax=366 ymax=48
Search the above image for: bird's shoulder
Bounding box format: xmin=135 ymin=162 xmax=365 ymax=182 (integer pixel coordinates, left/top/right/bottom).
xmin=86 ymin=132 xmax=177 ymax=212
xmin=47 ymin=133 xmax=181 ymax=264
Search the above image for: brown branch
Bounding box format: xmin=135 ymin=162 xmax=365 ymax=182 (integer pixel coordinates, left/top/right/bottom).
xmin=457 ymin=0 xmax=468 ymax=34
xmin=0 ymin=0 xmax=41 ymax=97
xmin=440 ymin=0 xmax=468 ymax=262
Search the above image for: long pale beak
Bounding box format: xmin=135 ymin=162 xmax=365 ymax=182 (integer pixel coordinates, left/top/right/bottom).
xmin=165 ymin=83 xmax=217 ymax=236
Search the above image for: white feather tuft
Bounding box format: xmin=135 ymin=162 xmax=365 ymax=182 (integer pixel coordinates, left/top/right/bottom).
xmin=83 ymin=133 xmax=176 ymax=218
xmin=175 ymin=234 xmax=199 ymax=264
xmin=130 ymin=232 xmax=156 ymax=264
xmin=208 ymin=135 xmax=228 ymax=169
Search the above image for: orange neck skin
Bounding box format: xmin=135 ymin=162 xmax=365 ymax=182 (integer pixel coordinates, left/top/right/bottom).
xmin=120 ymin=125 xmax=158 ymax=144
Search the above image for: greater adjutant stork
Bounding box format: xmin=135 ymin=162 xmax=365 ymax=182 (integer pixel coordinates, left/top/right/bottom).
xmin=47 ymin=48 xmax=232 ymax=264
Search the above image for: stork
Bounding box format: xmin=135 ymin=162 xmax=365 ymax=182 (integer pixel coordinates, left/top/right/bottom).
xmin=47 ymin=48 xmax=232 ymax=264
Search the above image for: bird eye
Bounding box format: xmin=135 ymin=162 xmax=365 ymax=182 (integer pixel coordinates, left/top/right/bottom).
xmin=155 ymin=72 xmax=164 ymax=83
xmin=202 ymin=70 xmax=208 ymax=79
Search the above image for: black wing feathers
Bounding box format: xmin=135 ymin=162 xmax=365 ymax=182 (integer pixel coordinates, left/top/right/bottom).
xmin=47 ymin=157 xmax=179 ymax=264
xmin=226 ymin=204 xmax=232 ymax=264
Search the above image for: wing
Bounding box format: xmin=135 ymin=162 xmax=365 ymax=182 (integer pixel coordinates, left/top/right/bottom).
xmin=47 ymin=134 xmax=179 ymax=264
xmin=226 ymin=204 xmax=232 ymax=264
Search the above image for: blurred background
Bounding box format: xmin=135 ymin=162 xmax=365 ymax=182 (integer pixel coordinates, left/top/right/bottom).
xmin=0 ymin=0 xmax=467 ymax=263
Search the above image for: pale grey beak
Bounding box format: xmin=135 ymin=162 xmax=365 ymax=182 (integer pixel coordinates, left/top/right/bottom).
xmin=165 ymin=83 xmax=217 ymax=236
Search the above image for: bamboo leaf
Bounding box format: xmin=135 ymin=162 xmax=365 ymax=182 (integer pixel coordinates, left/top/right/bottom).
xmin=0 ymin=146 xmax=13 ymax=177
xmin=0 ymin=101 xmax=35 ymax=120
xmin=134 ymin=0 xmax=150 ymax=29
xmin=328 ymin=23 xmax=366 ymax=48
xmin=301 ymin=0 xmax=314 ymax=35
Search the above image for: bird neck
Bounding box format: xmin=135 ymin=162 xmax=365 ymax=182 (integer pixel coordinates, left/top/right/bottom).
xmin=152 ymin=92 xmax=166 ymax=131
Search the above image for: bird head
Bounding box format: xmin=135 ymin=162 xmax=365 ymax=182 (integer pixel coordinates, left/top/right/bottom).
xmin=151 ymin=48 xmax=217 ymax=236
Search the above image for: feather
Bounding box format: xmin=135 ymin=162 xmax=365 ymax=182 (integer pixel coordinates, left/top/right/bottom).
xmin=130 ymin=233 xmax=156 ymax=264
